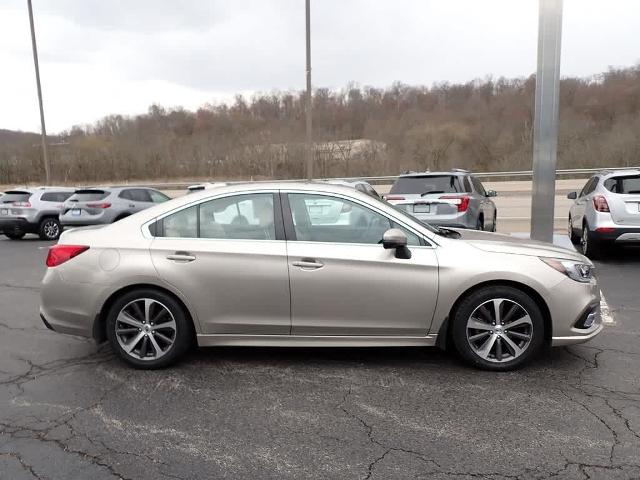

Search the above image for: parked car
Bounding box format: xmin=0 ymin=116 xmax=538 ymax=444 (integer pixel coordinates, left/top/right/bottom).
xmin=324 ymin=179 xmax=382 ymax=199
xmin=60 ymin=187 xmax=170 ymax=227
xmin=41 ymin=182 xmax=601 ymax=371
xmin=568 ymin=169 xmax=640 ymax=258
xmin=0 ymin=187 xmax=75 ymax=240
xmin=385 ymin=170 xmax=498 ymax=231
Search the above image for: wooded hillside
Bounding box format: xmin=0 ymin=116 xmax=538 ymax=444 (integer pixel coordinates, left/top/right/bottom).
xmin=2 ymin=65 xmax=639 ymax=185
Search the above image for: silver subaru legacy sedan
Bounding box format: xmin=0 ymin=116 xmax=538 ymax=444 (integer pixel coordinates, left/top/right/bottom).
xmin=40 ymin=182 xmax=602 ymax=371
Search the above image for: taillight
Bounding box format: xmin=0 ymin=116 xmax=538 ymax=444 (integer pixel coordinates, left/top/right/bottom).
xmin=385 ymin=195 xmax=405 ymax=201
xmin=595 ymin=227 xmax=614 ymax=233
xmin=12 ymin=202 xmax=31 ymax=207
xmin=46 ymin=245 xmax=89 ymax=267
xmin=86 ymin=202 xmax=111 ymax=209
xmin=592 ymin=196 xmax=610 ymax=212
xmin=440 ymin=195 xmax=470 ymax=212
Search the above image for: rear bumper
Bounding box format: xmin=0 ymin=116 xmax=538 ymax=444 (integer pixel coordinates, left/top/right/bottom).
xmin=0 ymin=217 xmax=36 ymax=233
xmin=592 ymin=227 xmax=640 ymax=243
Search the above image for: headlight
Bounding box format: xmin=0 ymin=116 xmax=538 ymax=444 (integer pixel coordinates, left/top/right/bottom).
xmin=540 ymin=257 xmax=593 ymax=283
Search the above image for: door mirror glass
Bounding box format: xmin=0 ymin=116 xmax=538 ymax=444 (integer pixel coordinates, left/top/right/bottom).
xmin=567 ymin=191 xmax=577 ymax=200
xmin=486 ymin=190 xmax=498 ymax=197
xmin=382 ymin=228 xmax=411 ymax=259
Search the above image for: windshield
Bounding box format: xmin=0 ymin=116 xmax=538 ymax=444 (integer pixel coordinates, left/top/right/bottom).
xmin=389 ymin=175 xmax=463 ymax=195
xmin=604 ymin=175 xmax=640 ymax=194
xmin=1 ymin=191 xmax=32 ymax=204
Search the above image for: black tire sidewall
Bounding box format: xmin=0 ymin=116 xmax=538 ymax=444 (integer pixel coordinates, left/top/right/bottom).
xmin=106 ymin=289 xmax=193 ymax=369
xmin=4 ymin=230 xmax=25 ymax=240
xmin=451 ymin=286 xmax=545 ymax=371
xmin=39 ymin=217 xmax=61 ymax=240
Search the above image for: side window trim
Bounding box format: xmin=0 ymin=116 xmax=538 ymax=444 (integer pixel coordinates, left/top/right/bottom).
xmin=281 ymin=191 xmax=430 ymax=247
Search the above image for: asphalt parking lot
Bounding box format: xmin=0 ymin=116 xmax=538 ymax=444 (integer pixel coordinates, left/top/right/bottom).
xmin=1 ymin=236 xmax=640 ymax=480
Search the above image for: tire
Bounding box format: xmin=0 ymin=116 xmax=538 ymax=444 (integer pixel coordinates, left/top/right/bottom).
xmin=580 ymin=223 xmax=603 ymax=259
xmin=114 ymin=214 xmax=130 ymax=222
xmin=491 ymin=213 xmax=497 ymax=232
xmin=3 ymin=230 xmax=25 ymax=240
xmin=451 ymin=285 xmax=545 ymax=371
xmin=568 ymin=216 xmax=579 ymax=244
xmin=476 ymin=216 xmax=484 ymax=231
xmin=38 ymin=217 xmax=61 ymax=240
xmin=106 ymin=288 xmax=194 ymax=369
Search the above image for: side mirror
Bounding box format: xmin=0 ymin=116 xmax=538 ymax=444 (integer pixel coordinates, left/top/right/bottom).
xmin=486 ymin=190 xmax=498 ymax=197
xmin=567 ymin=191 xmax=577 ymax=200
xmin=382 ymin=228 xmax=411 ymax=259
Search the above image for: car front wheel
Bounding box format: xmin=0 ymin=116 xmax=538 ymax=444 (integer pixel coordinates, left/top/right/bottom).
xmin=106 ymin=289 xmax=194 ymax=369
xmin=451 ymin=286 xmax=545 ymax=371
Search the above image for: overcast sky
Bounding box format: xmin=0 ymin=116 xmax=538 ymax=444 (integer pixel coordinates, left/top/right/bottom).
xmin=0 ymin=0 xmax=638 ymax=133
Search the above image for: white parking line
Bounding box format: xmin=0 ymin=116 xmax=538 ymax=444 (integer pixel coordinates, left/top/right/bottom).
xmin=600 ymin=291 xmax=615 ymax=325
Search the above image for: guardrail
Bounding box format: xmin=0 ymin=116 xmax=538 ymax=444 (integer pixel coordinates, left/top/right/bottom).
xmin=140 ymin=166 xmax=638 ymax=190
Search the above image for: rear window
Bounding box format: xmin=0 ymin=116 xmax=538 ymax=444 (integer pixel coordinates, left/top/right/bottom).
xmin=604 ymin=175 xmax=640 ymax=194
xmin=1 ymin=191 xmax=32 ymax=203
xmin=71 ymin=190 xmax=109 ymax=201
xmin=389 ymin=175 xmax=464 ymax=195
xmin=41 ymin=192 xmax=73 ymax=202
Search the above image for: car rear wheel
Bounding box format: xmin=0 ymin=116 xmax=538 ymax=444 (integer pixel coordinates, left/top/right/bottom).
xmin=106 ymin=289 xmax=194 ymax=369
xmin=476 ymin=216 xmax=484 ymax=231
xmin=491 ymin=213 xmax=497 ymax=232
xmin=451 ymin=286 xmax=545 ymax=371
xmin=581 ymin=224 xmax=602 ymax=259
xmin=38 ymin=217 xmax=61 ymax=240
xmin=4 ymin=230 xmax=25 ymax=240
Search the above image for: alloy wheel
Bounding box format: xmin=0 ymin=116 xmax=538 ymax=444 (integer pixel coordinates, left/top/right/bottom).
xmin=466 ymin=298 xmax=533 ymax=363
xmin=43 ymin=220 xmax=60 ymax=240
xmin=581 ymin=226 xmax=589 ymax=255
xmin=115 ymin=298 xmax=177 ymax=361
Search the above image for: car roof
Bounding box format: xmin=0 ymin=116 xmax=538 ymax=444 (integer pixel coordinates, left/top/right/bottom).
xmin=398 ymin=170 xmax=470 ymax=178
xmin=5 ymin=186 xmax=75 ymax=193
xmin=597 ymin=168 xmax=640 ymax=179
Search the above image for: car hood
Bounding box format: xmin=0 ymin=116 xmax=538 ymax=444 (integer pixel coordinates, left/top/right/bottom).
xmin=453 ymin=229 xmax=589 ymax=263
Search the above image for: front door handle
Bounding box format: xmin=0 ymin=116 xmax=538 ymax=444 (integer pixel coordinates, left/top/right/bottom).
xmin=166 ymin=252 xmax=196 ymax=262
xmin=292 ymin=259 xmax=324 ymax=270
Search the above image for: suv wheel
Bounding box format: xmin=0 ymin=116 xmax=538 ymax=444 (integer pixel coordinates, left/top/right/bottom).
xmin=568 ymin=216 xmax=579 ymax=244
xmin=581 ymin=224 xmax=602 ymax=259
xmin=106 ymin=289 xmax=194 ymax=369
xmin=38 ymin=217 xmax=61 ymax=241
xmin=3 ymin=230 xmax=25 ymax=240
xmin=451 ymin=286 xmax=545 ymax=371
xmin=476 ymin=216 xmax=484 ymax=231
xmin=491 ymin=213 xmax=497 ymax=232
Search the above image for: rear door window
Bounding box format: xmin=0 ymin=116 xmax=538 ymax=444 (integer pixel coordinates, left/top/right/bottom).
xmin=389 ymin=176 xmax=463 ymax=195
xmin=41 ymin=192 xmax=73 ymax=202
xmin=579 ymin=178 xmax=597 ymax=197
xmin=604 ymin=175 xmax=640 ymax=194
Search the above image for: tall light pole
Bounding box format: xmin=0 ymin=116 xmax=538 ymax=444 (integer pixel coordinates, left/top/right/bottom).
xmin=304 ymin=0 xmax=313 ymax=180
xmin=530 ymin=0 xmax=563 ymax=242
xmin=27 ymin=0 xmax=51 ymax=185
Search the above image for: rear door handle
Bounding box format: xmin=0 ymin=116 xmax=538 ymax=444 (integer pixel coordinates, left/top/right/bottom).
xmin=166 ymin=252 xmax=196 ymax=262
xmin=292 ymin=259 xmax=324 ymax=270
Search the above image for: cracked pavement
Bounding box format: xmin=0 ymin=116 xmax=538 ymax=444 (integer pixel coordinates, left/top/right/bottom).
xmin=1 ymin=237 xmax=639 ymax=479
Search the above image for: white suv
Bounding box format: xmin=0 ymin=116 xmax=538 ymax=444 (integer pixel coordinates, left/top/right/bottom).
xmin=568 ymin=169 xmax=640 ymax=258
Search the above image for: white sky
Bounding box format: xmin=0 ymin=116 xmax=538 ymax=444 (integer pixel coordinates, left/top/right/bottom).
xmin=0 ymin=0 xmax=638 ymax=133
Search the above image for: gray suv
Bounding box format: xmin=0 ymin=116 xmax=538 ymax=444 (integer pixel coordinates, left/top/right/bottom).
xmin=568 ymin=169 xmax=640 ymax=258
xmin=0 ymin=187 xmax=75 ymax=240
xmin=386 ymin=170 xmax=498 ymax=231
xmin=60 ymin=186 xmax=170 ymax=227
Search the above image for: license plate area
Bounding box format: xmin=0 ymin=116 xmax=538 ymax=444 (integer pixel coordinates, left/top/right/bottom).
xmin=413 ymin=203 xmax=431 ymax=214
xmin=71 ymin=209 xmax=81 ymax=216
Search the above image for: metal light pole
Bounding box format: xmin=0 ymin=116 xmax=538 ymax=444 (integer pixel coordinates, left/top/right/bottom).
xmin=304 ymin=0 xmax=313 ymax=180
xmin=530 ymin=0 xmax=563 ymax=242
xmin=27 ymin=0 xmax=51 ymax=185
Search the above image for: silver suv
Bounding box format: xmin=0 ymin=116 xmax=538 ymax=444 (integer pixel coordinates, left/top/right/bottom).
xmin=60 ymin=186 xmax=170 ymax=227
xmin=386 ymin=170 xmax=498 ymax=231
xmin=568 ymin=169 xmax=640 ymax=258
xmin=0 ymin=187 xmax=75 ymax=240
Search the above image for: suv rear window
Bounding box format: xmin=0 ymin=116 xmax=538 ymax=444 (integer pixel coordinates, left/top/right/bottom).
xmin=1 ymin=191 xmax=32 ymax=203
xmin=604 ymin=175 xmax=640 ymax=194
xmin=389 ymin=175 xmax=464 ymax=195
xmin=41 ymin=192 xmax=73 ymax=202
xmin=71 ymin=190 xmax=109 ymax=201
